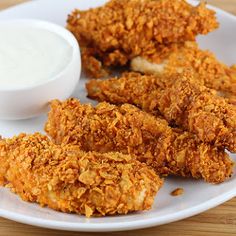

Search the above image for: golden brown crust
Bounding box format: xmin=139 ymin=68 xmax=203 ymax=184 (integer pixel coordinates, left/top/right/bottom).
xmin=86 ymin=72 xmax=236 ymax=152
xmin=0 ymin=133 xmax=162 ymax=217
xmin=131 ymin=41 xmax=236 ymax=97
xmin=67 ymin=0 xmax=218 ymax=78
xmin=81 ymin=47 xmax=110 ymax=79
xmin=45 ymin=99 xmax=233 ymax=184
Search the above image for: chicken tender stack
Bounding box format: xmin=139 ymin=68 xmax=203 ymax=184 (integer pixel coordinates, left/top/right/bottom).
xmin=86 ymin=72 xmax=236 ymax=152
xmin=68 ymin=0 xmax=236 ymax=102
xmin=67 ymin=0 xmax=218 ymax=78
xmin=0 ymin=0 xmax=234 ymax=220
xmin=0 ymin=133 xmax=162 ymax=217
xmin=45 ymin=99 xmax=233 ymax=184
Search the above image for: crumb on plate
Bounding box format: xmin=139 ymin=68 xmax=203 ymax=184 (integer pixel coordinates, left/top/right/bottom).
xmin=171 ymin=188 xmax=184 ymax=196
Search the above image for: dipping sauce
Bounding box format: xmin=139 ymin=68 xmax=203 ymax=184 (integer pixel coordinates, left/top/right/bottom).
xmin=0 ymin=25 xmax=73 ymax=88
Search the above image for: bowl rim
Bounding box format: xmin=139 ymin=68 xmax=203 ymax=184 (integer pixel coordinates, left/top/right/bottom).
xmin=0 ymin=18 xmax=80 ymax=91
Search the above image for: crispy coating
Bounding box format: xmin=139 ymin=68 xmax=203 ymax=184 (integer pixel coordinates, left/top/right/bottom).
xmin=67 ymin=0 xmax=218 ymax=78
xmin=45 ymin=99 xmax=233 ymax=184
xmin=131 ymin=41 xmax=236 ymax=99
xmin=81 ymin=47 xmax=110 ymax=78
xmin=0 ymin=133 xmax=162 ymax=217
xmin=86 ymin=72 xmax=236 ymax=152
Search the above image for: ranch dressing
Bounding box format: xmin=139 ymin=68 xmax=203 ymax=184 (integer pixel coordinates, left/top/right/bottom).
xmin=0 ymin=25 xmax=73 ymax=88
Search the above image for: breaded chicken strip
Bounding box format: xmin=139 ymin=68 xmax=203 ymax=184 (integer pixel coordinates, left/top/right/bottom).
xmin=67 ymin=0 xmax=218 ymax=78
xmin=131 ymin=41 xmax=236 ymax=101
xmin=0 ymin=133 xmax=162 ymax=217
xmin=45 ymin=99 xmax=233 ymax=184
xmin=86 ymin=72 xmax=236 ymax=152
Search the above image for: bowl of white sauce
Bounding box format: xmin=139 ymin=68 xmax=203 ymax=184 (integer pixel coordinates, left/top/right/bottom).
xmin=0 ymin=19 xmax=81 ymax=120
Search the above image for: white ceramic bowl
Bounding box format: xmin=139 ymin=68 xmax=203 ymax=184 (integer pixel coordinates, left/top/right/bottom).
xmin=0 ymin=19 xmax=81 ymax=120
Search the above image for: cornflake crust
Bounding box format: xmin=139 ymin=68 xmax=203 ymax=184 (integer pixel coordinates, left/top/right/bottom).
xmin=67 ymin=0 xmax=218 ymax=78
xmin=131 ymin=41 xmax=236 ymax=102
xmin=45 ymin=99 xmax=233 ymax=184
xmin=0 ymin=133 xmax=162 ymax=217
xmin=86 ymin=71 xmax=236 ymax=152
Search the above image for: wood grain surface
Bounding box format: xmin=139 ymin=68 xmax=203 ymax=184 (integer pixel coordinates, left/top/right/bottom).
xmin=0 ymin=1 xmax=236 ymax=236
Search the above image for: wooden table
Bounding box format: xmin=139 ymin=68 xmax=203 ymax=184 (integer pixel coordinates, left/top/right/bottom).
xmin=0 ymin=0 xmax=236 ymax=235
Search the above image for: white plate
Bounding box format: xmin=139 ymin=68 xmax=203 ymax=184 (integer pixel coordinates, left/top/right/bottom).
xmin=0 ymin=0 xmax=236 ymax=232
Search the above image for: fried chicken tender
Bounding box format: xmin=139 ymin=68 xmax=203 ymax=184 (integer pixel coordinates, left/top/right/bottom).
xmin=86 ymin=72 xmax=236 ymax=152
xmin=131 ymin=41 xmax=236 ymax=101
xmin=45 ymin=99 xmax=233 ymax=184
xmin=0 ymin=133 xmax=162 ymax=217
xmin=67 ymin=0 xmax=218 ymax=78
